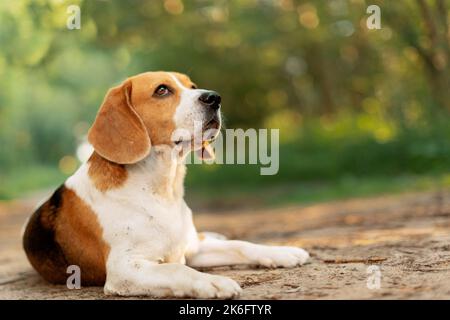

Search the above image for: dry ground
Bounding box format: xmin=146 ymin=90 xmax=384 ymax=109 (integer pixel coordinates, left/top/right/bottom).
xmin=1 ymin=190 xmax=450 ymax=299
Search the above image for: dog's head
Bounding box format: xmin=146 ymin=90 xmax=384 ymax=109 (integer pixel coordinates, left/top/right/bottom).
xmin=88 ymin=71 xmax=221 ymax=164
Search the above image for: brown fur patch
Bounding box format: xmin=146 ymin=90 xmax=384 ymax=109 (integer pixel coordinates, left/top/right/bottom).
xmin=55 ymin=187 xmax=110 ymax=285
xmin=88 ymin=80 xmax=151 ymax=164
xmin=88 ymin=152 xmax=127 ymax=192
xmin=129 ymin=72 xmax=184 ymax=146
xmin=171 ymin=72 xmax=197 ymax=89
xmin=23 ymin=185 xmax=110 ymax=286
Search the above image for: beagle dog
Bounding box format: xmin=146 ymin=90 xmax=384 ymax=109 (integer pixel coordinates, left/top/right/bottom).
xmin=23 ymin=71 xmax=309 ymax=298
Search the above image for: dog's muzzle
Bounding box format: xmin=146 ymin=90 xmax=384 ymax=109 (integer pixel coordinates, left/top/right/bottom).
xmin=198 ymin=91 xmax=221 ymax=110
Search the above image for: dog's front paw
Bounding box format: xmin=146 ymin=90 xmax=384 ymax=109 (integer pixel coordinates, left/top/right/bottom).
xmin=254 ymin=246 xmax=309 ymax=268
xmin=188 ymin=274 xmax=242 ymax=299
xmin=104 ymin=274 xmax=242 ymax=299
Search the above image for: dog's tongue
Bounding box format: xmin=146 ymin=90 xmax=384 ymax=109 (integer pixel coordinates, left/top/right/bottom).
xmin=196 ymin=142 xmax=215 ymax=160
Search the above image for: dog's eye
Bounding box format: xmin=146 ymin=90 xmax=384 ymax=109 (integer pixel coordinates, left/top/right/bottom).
xmin=154 ymin=85 xmax=170 ymax=97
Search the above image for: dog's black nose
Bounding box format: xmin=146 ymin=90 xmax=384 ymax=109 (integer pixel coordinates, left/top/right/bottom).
xmin=198 ymin=91 xmax=221 ymax=110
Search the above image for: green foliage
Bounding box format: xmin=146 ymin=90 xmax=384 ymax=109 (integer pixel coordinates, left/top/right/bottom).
xmin=0 ymin=165 xmax=65 ymax=199
xmin=186 ymin=113 xmax=450 ymax=188
xmin=0 ymin=0 xmax=449 ymax=203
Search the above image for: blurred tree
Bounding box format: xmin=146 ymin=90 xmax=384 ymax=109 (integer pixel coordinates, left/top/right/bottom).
xmin=0 ymin=0 xmax=449 ymax=199
xmin=384 ymin=0 xmax=450 ymax=111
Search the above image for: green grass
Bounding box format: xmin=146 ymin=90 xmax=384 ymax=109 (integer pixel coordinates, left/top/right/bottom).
xmin=186 ymin=172 xmax=449 ymax=210
xmin=0 ymin=165 xmax=66 ymax=200
xmin=267 ymin=174 xmax=449 ymax=206
xmin=184 ymin=118 xmax=450 ymax=209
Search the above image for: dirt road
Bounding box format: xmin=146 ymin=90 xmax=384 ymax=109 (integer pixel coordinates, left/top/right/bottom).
xmin=1 ymin=190 xmax=449 ymax=299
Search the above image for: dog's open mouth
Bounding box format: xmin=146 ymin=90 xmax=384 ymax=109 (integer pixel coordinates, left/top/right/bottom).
xmin=174 ymin=116 xmax=221 ymax=146
xmin=203 ymin=115 xmax=221 ymax=131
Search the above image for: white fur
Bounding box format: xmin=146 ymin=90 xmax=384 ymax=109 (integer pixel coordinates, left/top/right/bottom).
xmin=171 ymin=73 xmax=211 ymax=144
xmin=64 ymin=72 xmax=309 ymax=298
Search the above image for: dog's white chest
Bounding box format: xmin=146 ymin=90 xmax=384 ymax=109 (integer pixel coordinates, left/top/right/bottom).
xmin=66 ymin=162 xmax=196 ymax=264
xmin=103 ymin=197 xmax=193 ymax=263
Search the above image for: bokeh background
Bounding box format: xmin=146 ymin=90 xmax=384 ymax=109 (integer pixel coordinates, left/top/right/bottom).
xmin=0 ymin=0 xmax=449 ymax=210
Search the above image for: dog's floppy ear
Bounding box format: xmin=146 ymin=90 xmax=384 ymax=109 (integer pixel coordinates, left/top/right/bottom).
xmin=88 ymin=80 xmax=151 ymax=164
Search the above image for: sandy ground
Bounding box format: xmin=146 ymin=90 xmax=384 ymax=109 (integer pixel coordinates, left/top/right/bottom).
xmin=1 ymin=190 xmax=449 ymax=300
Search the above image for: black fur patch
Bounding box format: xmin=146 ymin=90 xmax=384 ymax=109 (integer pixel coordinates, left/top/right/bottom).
xmin=23 ymin=185 xmax=70 ymax=284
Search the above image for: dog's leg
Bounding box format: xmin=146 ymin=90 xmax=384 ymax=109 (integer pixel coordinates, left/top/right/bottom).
xmin=186 ymin=237 xmax=309 ymax=268
xmin=104 ymin=254 xmax=241 ymax=298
